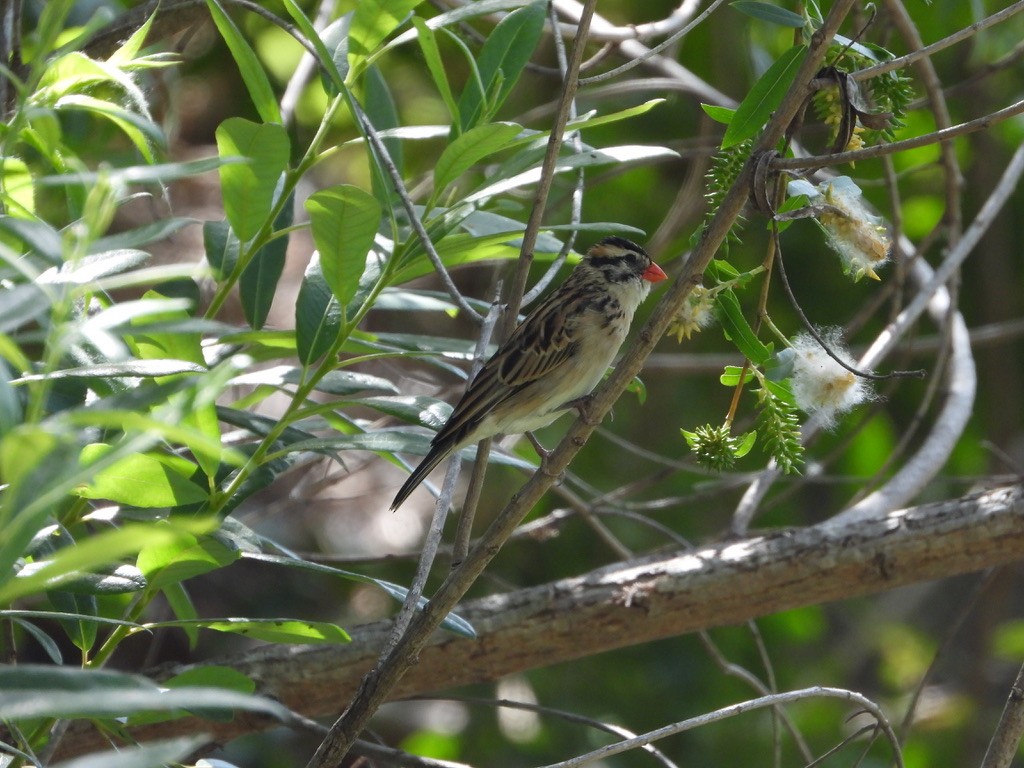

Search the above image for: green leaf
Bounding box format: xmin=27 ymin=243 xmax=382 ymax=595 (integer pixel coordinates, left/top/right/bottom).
xmin=434 ymin=122 xmax=522 ymax=195
xmin=74 ymin=445 xmax=207 ymax=507
xmin=137 ymin=531 xmax=241 ymax=591
xmin=163 ymin=582 xmax=200 ymax=648
xmin=457 ymin=1 xmax=546 ymax=132
xmin=108 ymin=10 xmax=157 ymax=64
xmin=0 ymin=665 xmax=289 ymax=721
xmin=239 ymin=195 xmax=293 ymax=330
xmin=720 ymin=365 xmax=756 ymax=386
xmin=183 ymin=618 xmax=351 ymax=645
xmin=48 ymin=737 xmax=208 ymax=768
xmin=205 ymin=0 xmax=282 ymax=123
xmin=49 ymin=590 xmax=98 ymax=653
xmin=701 ymin=103 xmax=736 ymax=125
xmin=241 ymin=551 xmax=477 ymax=638
xmin=731 ymin=1 xmax=806 ymax=27
xmin=203 ymin=219 xmax=240 ymax=280
xmin=365 ymin=63 xmax=404 ymax=194
xmin=296 ymin=253 xmax=342 ymax=365
xmin=414 ymin=17 xmax=460 ymax=127
xmin=734 ymin=430 xmax=757 ymax=458
xmin=0 ymin=523 xmax=195 ymax=604
xmin=304 ymin=185 xmax=381 ymax=307
xmin=348 ymin=0 xmax=423 ymax=76
xmin=17 ymin=359 xmax=206 ymax=381
xmin=713 ymin=289 xmax=771 ymax=366
xmin=281 ymin=0 xmax=348 ymax=91
xmin=215 ymin=118 xmax=290 ymax=243
xmin=722 ymin=45 xmax=806 ymax=148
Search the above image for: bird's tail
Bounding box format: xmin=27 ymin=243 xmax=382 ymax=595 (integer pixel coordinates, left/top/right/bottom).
xmin=390 ymin=441 xmax=455 ymax=511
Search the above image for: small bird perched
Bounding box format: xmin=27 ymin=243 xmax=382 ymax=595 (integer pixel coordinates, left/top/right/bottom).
xmin=390 ymin=236 xmax=667 ymax=511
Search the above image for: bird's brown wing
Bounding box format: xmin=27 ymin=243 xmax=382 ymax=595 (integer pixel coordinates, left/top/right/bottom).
xmin=431 ymin=284 xmax=584 ymax=447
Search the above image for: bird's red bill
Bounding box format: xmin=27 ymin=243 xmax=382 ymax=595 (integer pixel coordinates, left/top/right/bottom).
xmin=642 ymin=263 xmax=668 ymax=283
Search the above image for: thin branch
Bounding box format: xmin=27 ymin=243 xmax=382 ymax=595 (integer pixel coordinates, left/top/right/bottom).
xmin=852 ymin=1 xmax=1024 ymax=81
xmin=351 ymin=102 xmax=484 ymax=323
xmin=536 ymin=687 xmax=903 ymax=768
xmin=980 ymin=660 xmax=1024 ymax=768
xmin=499 ymin=0 xmax=598 ymax=332
xmin=570 ymin=0 xmax=729 ymax=85
xmin=771 ymin=98 xmax=1024 ymax=172
xmin=773 ymin=236 xmax=924 ymax=381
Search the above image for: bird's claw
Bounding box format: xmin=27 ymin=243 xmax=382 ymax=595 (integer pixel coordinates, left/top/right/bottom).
xmin=561 ymin=394 xmax=606 ymax=426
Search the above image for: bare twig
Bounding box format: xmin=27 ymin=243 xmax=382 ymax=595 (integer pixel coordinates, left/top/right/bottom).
xmin=770 ymin=98 xmax=1024 ymax=172
xmin=536 ymin=687 xmax=903 ymax=768
xmin=352 ymin=102 xmax=484 ymax=322
xmin=852 ymin=1 xmax=1024 ymax=82
xmin=980 ymin=660 xmax=1024 ymax=768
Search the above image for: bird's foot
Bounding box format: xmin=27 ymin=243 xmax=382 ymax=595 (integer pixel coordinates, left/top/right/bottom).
xmin=526 ymin=431 xmax=562 ymax=480
xmin=561 ymin=394 xmax=606 ymax=426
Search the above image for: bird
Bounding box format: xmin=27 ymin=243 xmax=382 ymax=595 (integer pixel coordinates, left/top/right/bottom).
xmin=390 ymin=236 xmax=667 ymax=511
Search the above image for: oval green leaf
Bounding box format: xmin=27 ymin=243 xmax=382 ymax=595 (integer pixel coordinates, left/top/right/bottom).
xmin=215 ymin=118 xmax=290 ymax=243
xmin=304 ymin=185 xmax=381 ymax=307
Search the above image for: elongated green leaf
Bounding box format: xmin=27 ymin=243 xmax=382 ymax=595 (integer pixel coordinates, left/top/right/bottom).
xmin=125 ymin=665 xmax=256 ymax=726
xmin=722 ymin=45 xmax=806 ymax=148
xmin=11 ymin=618 xmax=62 ymax=664
xmin=701 ymin=103 xmax=736 ymax=125
xmin=731 ymin=1 xmax=806 ymax=27
xmin=74 ymin=446 xmax=207 ymax=507
xmin=0 ymin=523 xmax=196 ymax=604
xmin=162 ymin=618 xmax=351 ymax=645
xmin=281 ymin=0 xmax=348 ymax=91
xmin=413 ymin=17 xmax=460 ymax=126
xmin=49 ymin=736 xmax=208 ymax=768
xmin=348 ymin=0 xmax=423 ymax=76
xmin=0 ymin=215 xmax=63 ymax=263
xmin=35 ymin=156 xmax=237 ymax=188
xmin=163 ymin=582 xmax=200 ymax=648
xmin=457 ymin=1 xmax=546 ymax=132
xmin=713 ymin=288 xmax=771 ymax=366
xmin=215 ymin=118 xmax=289 ymax=243
xmin=205 ymin=0 xmax=282 ymax=123
xmin=56 ymin=94 xmax=164 ymax=162
xmin=241 ymin=551 xmax=477 ymax=638
xmin=49 ymin=590 xmax=97 ymax=653
xmin=434 ymin=122 xmax=521 ymax=194
xmin=137 ymin=532 xmax=240 ymax=591
xmin=365 ymin=63 xmax=403 ymax=191
xmin=304 ymin=185 xmax=381 ymax=307
xmin=108 ymin=10 xmax=157 ymax=64
xmin=296 ymin=253 xmax=342 ymax=365
xmin=239 ymin=195 xmax=293 ymax=330
xmin=0 ymin=665 xmax=289 ymax=721
xmin=17 ymin=359 xmax=205 ymax=381
xmin=203 ymin=219 xmax=240 ymax=280
xmin=465 ymin=144 xmax=679 ymax=202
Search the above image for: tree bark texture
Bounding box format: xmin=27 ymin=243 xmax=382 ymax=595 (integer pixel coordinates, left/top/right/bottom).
xmin=59 ymin=484 xmax=1024 ymax=756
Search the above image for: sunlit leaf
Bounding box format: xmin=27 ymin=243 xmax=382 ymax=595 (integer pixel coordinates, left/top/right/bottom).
xmin=305 ymin=186 xmax=380 ymax=308
xmin=205 ymin=0 xmax=282 ymax=123
xmin=215 ymin=118 xmax=289 ymax=243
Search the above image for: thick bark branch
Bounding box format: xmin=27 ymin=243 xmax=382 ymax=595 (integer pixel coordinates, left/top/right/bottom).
xmin=59 ymin=484 xmax=1024 ymax=756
